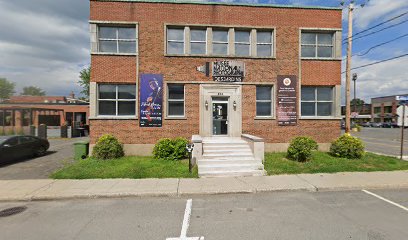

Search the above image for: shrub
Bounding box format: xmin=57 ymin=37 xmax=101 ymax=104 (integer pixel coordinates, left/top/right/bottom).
xmin=330 ymin=133 xmax=365 ymax=159
xmin=92 ymin=134 xmax=124 ymax=160
xmin=287 ymin=136 xmax=318 ymax=162
xmin=6 ymin=128 xmax=15 ymax=136
xmin=153 ymin=137 xmax=188 ymax=160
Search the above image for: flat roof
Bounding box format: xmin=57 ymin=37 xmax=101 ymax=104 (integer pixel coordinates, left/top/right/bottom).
xmin=92 ymin=0 xmax=343 ymax=10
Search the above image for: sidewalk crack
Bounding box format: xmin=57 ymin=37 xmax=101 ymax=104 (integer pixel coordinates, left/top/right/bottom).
xmin=296 ymin=175 xmax=319 ymax=192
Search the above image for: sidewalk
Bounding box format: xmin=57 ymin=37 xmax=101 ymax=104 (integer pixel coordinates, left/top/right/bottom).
xmin=1 ymin=171 xmax=408 ymax=201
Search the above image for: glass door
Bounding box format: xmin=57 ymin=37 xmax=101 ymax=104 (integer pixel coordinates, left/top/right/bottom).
xmin=212 ymin=97 xmax=228 ymax=135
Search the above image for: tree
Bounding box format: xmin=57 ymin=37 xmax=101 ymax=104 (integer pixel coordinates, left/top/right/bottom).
xmin=350 ymin=98 xmax=365 ymax=106
xmin=0 ymin=78 xmax=15 ymax=102
xmin=21 ymin=86 xmax=46 ymax=96
xmin=78 ymin=66 xmax=90 ymax=99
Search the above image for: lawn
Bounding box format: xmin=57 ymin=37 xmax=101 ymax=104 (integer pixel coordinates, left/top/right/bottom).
xmin=265 ymin=151 xmax=408 ymax=175
xmin=51 ymin=156 xmax=198 ymax=179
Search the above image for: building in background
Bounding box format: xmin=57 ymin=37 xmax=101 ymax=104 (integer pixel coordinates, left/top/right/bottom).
xmin=341 ymin=103 xmax=371 ymax=123
xmin=371 ymin=94 xmax=408 ymax=123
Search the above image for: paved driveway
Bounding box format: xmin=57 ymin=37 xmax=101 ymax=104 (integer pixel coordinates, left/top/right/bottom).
xmin=0 ymin=137 xmax=88 ymax=180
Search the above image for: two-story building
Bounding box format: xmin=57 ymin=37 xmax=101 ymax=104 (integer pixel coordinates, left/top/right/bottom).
xmin=89 ymin=0 xmax=342 ymax=176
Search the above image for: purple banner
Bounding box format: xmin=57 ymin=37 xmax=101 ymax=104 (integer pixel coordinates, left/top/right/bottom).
xmin=140 ymin=74 xmax=163 ymax=127
xmin=277 ymin=75 xmax=297 ymax=126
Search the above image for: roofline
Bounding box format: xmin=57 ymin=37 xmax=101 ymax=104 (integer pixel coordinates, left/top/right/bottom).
xmin=91 ymin=0 xmax=343 ymax=11
xmin=371 ymin=94 xmax=408 ymax=100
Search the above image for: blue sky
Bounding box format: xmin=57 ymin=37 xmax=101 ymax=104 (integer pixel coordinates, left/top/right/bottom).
xmin=0 ymin=0 xmax=407 ymax=103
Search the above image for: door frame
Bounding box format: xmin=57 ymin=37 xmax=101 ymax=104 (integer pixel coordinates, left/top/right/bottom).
xmin=211 ymin=97 xmax=229 ymax=136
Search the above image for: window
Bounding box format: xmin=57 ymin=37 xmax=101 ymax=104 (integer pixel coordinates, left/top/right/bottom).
xmin=257 ymin=31 xmax=273 ymax=57
xmin=301 ymin=87 xmax=333 ymax=116
xmin=301 ymin=32 xmax=334 ymax=58
xmin=212 ymin=29 xmax=229 ymax=55
xmin=190 ymin=29 xmax=206 ymax=55
xmin=384 ymin=106 xmax=392 ymax=113
xmin=256 ymin=86 xmax=273 ymax=117
xmin=374 ymin=107 xmax=381 ymax=114
xmin=167 ymin=84 xmax=185 ymax=117
xmin=235 ymin=30 xmax=250 ymax=56
xmin=167 ymin=28 xmax=185 ymax=54
xmin=98 ymin=85 xmax=136 ymax=116
xmin=98 ymin=26 xmax=137 ymax=53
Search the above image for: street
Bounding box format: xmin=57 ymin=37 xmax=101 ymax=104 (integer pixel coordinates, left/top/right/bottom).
xmin=351 ymin=127 xmax=408 ymax=158
xmin=1 ymin=189 xmax=408 ymax=240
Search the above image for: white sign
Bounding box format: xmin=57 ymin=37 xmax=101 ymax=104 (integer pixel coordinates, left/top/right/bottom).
xmin=396 ymin=96 xmax=408 ymax=101
xmin=397 ymin=105 xmax=408 ymax=127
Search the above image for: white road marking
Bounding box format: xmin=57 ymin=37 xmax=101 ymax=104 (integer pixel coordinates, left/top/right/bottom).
xmin=166 ymin=199 xmax=204 ymax=240
xmin=362 ymin=189 xmax=408 ymax=212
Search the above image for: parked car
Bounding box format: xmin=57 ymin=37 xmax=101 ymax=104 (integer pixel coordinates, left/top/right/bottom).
xmin=371 ymin=122 xmax=383 ymax=128
xmin=360 ymin=122 xmax=371 ymax=127
xmin=0 ymin=136 xmax=49 ymax=163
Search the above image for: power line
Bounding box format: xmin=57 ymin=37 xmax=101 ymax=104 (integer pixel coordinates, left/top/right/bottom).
xmin=341 ymin=53 xmax=408 ymax=73
xmin=343 ymin=11 xmax=408 ymax=42
xmin=352 ymin=33 xmax=408 ymax=57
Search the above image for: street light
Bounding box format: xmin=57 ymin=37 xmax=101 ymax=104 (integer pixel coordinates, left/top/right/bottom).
xmin=352 ymin=73 xmax=358 ymax=122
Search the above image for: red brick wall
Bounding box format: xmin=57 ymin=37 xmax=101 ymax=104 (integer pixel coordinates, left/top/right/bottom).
xmin=90 ymin=1 xmax=342 ymax=145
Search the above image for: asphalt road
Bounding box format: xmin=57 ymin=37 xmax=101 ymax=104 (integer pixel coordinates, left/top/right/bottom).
xmin=0 ymin=189 xmax=407 ymax=240
xmin=351 ymin=127 xmax=408 ymax=158
xmin=0 ymin=137 xmax=88 ymax=180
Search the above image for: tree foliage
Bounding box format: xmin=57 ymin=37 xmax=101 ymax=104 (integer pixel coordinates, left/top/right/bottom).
xmin=78 ymin=66 xmax=90 ymax=99
xmin=21 ymin=86 xmax=46 ymax=96
xmin=0 ymin=78 xmax=15 ymax=102
xmin=350 ymin=98 xmax=365 ymax=106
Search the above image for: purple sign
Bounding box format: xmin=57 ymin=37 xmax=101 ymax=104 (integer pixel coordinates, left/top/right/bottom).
xmin=277 ymin=75 xmax=297 ymax=126
xmin=140 ymin=74 xmax=163 ymax=127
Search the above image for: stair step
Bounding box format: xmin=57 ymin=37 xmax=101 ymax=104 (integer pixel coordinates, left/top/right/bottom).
xmin=199 ymin=169 xmax=266 ymax=177
xmin=199 ymin=163 xmax=263 ymax=172
xmin=203 ymin=145 xmax=250 ymax=149
xmin=199 ymin=159 xmax=259 ymax=165
xmin=203 ymin=149 xmax=252 ymax=154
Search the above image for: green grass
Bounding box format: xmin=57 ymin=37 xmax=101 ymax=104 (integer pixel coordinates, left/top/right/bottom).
xmin=265 ymin=151 xmax=408 ymax=175
xmin=51 ymin=156 xmax=198 ymax=179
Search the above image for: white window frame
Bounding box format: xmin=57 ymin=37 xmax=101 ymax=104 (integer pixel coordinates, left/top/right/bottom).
xmin=98 ymin=26 xmax=137 ymax=54
xmin=190 ymin=28 xmax=207 ymax=55
xmin=256 ymin=85 xmax=274 ymax=118
xmin=97 ymin=84 xmax=137 ymax=117
xmin=167 ymin=27 xmax=185 ymax=55
xmin=301 ymin=87 xmax=334 ymax=117
xmin=212 ymin=28 xmax=229 ymax=56
xmin=301 ymin=32 xmax=334 ymax=58
xmin=256 ymin=31 xmax=274 ymax=57
xmin=234 ymin=30 xmax=251 ymax=57
xmin=167 ymin=84 xmax=185 ymax=117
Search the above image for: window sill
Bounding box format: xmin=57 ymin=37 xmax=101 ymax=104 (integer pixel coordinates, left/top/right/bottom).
xmin=301 ymin=57 xmax=342 ymax=61
xmin=165 ymin=116 xmax=187 ymax=120
xmin=165 ymin=54 xmax=276 ymax=59
xmin=300 ymin=116 xmax=342 ymax=120
xmin=254 ymin=116 xmax=275 ymax=120
xmin=89 ymin=116 xmax=138 ymax=120
xmin=91 ymin=52 xmax=138 ymax=56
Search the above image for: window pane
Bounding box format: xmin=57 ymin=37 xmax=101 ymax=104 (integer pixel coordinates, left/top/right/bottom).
xmin=99 ymin=101 xmax=116 ymax=115
xmin=257 ymin=45 xmax=271 ymax=57
xmin=235 ymin=44 xmax=250 ymax=56
xmin=256 ymin=86 xmax=272 ymax=100
xmin=99 ymin=40 xmax=117 ymax=53
xmin=168 ymin=102 xmax=184 ymax=116
xmin=118 ymin=27 xmax=135 ymax=39
xmin=167 ymin=42 xmax=184 ymax=54
xmin=317 ymin=102 xmax=332 ymax=116
xmin=99 ymin=85 xmax=116 ymax=99
xmin=213 ymin=43 xmax=228 ymax=55
xmin=118 ymin=41 xmax=136 ymax=53
xmin=301 ymin=102 xmax=315 ymax=116
xmin=213 ymin=30 xmax=228 ymax=42
xmin=256 ymin=102 xmax=271 ymax=116
xmin=118 ymin=101 xmax=136 ymax=115
xmin=301 ymin=45 xmax=315 ymax=57
xmin=5 ymin=137 xmax=18 ymax=146
xmin=167 ymin=28 xmax=184 ymax=41
xmin=301 ymin=88 xmax=315 ymax=101
xmin=317 ymin=46 xmax=333 ymax=58
xmin=99 ymin=27 xmax=116 ymax=39
xmin=235 ymin=31 xmax=250 ymax=42
xmin=191 ymin=29 xmax=206 ymax=41
xmin=317 ymin=87 xmax=332 ymax=101
xmin=318 ymin=33 xmax=332 ymax=45
xmin=118 ymin=85 xmax=136 ymax=99
xmin=168 ymin=85 xmax=184 ymax=100
xmin=257 ymin=31 xmax=272 ymax=43
xmin=191 ymin=42 xmax=206 ymax=54
xmin=301 ymin=33 xmax=316 ymax=44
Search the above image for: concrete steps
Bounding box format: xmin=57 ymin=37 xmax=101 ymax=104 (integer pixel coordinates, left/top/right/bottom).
xmin=198 ymin=137 xmax=265 ymax=178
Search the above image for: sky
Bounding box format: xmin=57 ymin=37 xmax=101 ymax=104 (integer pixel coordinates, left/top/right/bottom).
xmin=0 ymin=0 xmax=407 ymax=103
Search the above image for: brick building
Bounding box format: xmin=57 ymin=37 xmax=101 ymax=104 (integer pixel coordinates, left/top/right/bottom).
xmin=371 ymin=94 xmax=408 ymax=123
xmin=89 ymin=0 xmax=343 ymax=162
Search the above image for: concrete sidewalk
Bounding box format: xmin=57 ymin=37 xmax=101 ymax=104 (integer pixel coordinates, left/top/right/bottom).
xmin=1 ymin=170 xmax=408 ymax=201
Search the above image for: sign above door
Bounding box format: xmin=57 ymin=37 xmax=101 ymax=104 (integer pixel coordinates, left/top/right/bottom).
xmin=212 ymin=61 xmax=245 ymax=82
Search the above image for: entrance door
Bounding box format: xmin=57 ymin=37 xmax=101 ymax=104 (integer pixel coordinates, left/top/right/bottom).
xmin=212 ymin=97 xmax=228 ymax=135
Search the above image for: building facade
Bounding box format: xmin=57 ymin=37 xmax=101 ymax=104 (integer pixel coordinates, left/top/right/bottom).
xmin=371 ymin=94 xmax=407 ymax=123
xmin=89 ymin=0 xmax=342 ymax=155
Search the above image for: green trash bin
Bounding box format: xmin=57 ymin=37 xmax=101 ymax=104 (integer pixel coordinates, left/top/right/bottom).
xmin=74 ymin=141 xmax=89 ymax=160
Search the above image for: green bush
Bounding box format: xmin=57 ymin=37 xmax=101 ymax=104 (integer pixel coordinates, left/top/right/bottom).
xmin=92 ymin=134 xmax=124 ymax=160
xmin=287 ymin=136 xmax=318 ymax=162
xmin=6 ymin=128 xmax=15 ymax=136
xmin=153 ymin=137 xmax=188 ymax=160
xmin=330 ymin=134 xmax=365 ymax=159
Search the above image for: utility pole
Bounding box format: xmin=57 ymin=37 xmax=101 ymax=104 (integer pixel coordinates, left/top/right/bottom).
xmin=345 ymin=3 xmax=354 ymax=133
